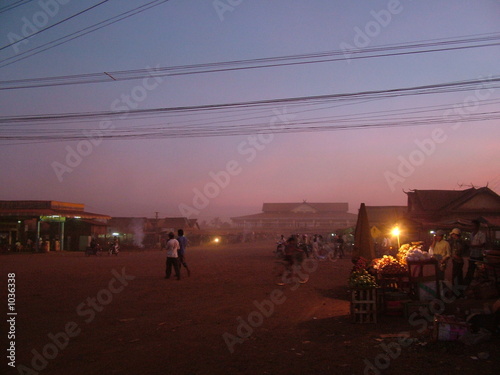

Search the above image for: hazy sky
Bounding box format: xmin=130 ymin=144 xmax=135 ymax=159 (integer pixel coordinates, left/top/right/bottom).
xmin=0 ymin=0 xmax=499 ymax=220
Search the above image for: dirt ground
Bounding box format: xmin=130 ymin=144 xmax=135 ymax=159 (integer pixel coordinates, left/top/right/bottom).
xmin=1 ymin=240 xmax=499 ymax=375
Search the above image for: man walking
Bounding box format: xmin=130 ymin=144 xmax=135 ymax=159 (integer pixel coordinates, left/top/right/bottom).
xmin=177 ymin=229 xmax=190 ymax=277
xmin=165 ymin=232 xmax=181 ymax=280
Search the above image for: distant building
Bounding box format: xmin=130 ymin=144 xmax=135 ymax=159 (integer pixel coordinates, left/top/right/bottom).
xmin=231 ymin=201 xmax=357 ymax=235
xmin=0 ymin=200 xmax=110 ymax=252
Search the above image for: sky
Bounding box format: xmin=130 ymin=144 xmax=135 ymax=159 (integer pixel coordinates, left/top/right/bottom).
xmin=0 ymin=0 xmax=499 ymax=220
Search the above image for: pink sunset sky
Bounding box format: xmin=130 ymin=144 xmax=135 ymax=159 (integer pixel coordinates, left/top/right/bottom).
xmin=0 ymin=0 xmax=499 ymax=219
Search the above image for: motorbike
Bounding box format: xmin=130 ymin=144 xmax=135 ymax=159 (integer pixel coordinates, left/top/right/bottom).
xmin=108 ymin=242 xmax=120 ymax=256
xmin=85 ymin=243 xmax=102 ymax=256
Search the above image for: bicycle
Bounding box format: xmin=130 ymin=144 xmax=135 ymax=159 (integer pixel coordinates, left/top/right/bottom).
xmin=274 ymin=242 xmax=286 ymax=259
xmin=272 ymin=252 xmax=309 ymax=286
xmin=85 ymin=244 xmax=103 ymax=256
xmin=314 ymin=244 xmax=338 ymax=262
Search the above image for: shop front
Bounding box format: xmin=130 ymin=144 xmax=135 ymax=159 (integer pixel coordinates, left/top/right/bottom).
xmin=0 ymin=201 xmax=110 ymax=252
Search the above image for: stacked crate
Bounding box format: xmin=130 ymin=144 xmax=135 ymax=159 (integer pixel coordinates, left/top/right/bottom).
xmin=350 ymin=288 xmax=377 ymax=323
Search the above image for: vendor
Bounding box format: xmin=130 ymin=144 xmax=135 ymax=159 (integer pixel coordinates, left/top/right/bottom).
xmin=429 ymin=230 xmax=451 ymax=280
xmin=448 ymin=228 xmax=465 ymax=287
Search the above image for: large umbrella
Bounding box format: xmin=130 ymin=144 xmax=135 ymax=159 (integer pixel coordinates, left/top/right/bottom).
xmin=353 ymin=203 xmax=375 ymax=261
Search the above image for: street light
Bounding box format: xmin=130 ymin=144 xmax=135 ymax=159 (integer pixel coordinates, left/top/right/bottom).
xmin=391 ymin=226 xmax=401 ymax=249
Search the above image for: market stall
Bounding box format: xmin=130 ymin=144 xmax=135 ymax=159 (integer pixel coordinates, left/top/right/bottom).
xmin=349 ymin=242 xmax=442 ymax=321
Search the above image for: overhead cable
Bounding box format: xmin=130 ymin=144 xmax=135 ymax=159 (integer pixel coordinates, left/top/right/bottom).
xmin=0 ymin=0 xmax=171 ymax=69
xmin=1 ymin=76 xmax=498 ymax=124
xmin=1 ymin=32 xmax=499 ymax=89
xmin=0 ymin=0 xmax=112 ymax=52
xmin=0 ymin=0 xmax=33 ymax=14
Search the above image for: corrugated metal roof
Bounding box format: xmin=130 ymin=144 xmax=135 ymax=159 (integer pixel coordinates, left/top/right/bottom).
xmin=0 ymin=200 xmax=85 ymax=211
xmin=232 ymin=211 xmax=357 ymax=221
xmin=0 ymin=208 xmax=111 ymax=220
xmin=262 ymin=202 xmax=349 ymax=213
xmin=408 ymin=187 xmax=499 ymax=212
xmin=410 ymin=190 xmax=466 ymax=211
xmin=0 ymin=201 xmax=111 ymax=220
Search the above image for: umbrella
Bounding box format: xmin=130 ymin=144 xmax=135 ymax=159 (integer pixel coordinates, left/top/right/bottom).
xmin=353 ymin=203 xmax=375 ymax=261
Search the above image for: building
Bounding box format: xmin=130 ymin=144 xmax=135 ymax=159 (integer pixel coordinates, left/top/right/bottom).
xmin=0 ymin=200 xmax=110 ymax=252
xmin=231 ymin=201 xmax=357 ymax=236
xmin=405 ymin=187 xmax=500 ymax=244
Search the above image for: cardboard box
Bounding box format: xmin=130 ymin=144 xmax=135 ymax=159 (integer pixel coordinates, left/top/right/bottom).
xmin=433 ymin=315 xmax=468 ymax=341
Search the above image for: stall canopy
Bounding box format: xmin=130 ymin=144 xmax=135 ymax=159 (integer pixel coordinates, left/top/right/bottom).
xmin=353 ymin=203 xmax=376 ymax=261
xmin=0 ymin=200 xmax=110 ymax=220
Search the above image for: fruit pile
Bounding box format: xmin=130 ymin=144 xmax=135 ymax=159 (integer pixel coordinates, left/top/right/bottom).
xmin=351 ymin=256 xmax=369 ymax=272
xmin=373 ymin=255 xmax=407 ymax=274
xmin=348 ymin=269 xmax=378 ymax=289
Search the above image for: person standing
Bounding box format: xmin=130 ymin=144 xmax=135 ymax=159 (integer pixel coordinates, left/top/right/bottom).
xmin=284 ymin=235 xmax=303 ymax=267
xmin=465 ymin=220 xmax=487 ymax=285
xmin=381 ymin=236 xmax=391 ymax=256
xmin=448 ymin=228 xmax=465 ymax=287
xmin=165 ymin=232 xmax=181 ymax=280
xmin=336 ymin=235 xmax=345 ymax=259
xmin=312 ymin=235 xmax=320 ymax=259
xmin=429 ymin=230 xmax=451 ymax=280
xmin=300 ymin=234 xmax=310 ymax=258
xmin=177 ymin=229 xmax=190 ymax=277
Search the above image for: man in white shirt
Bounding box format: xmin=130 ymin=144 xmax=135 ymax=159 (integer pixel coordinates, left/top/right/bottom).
xmin=165 ymin=232 xmax=181 ymax=280
xmin=464 ymin=220 xmax=487 ymax=285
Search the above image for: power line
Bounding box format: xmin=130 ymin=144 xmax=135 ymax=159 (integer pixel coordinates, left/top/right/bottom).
xmin=0 ymin=0 xmax=112 ymax=52
xmin=2 ymin=109 xmax=499 ymax=144
xmin=1 ymin=32 xmax=499 ymax=90
xmin=1 ymin=77 xmax=499 ymax=144
xmin=1 ymin=76 xmax=498 ymax=124
xmin=0 ymin=0 xmax=33 ymax=14
xmin=0 ymin=0 xmax=171 ymax=68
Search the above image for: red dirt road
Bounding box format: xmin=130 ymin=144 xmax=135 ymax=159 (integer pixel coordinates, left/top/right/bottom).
xmin=1 ymin=240 xmax=499 ymax=375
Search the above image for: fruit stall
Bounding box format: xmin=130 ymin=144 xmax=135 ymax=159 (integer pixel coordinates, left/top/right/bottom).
xmin=349 ymin=242 xmax=441 ymax=323
xmin=348 ymin=241 xmax=500 ymax=347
